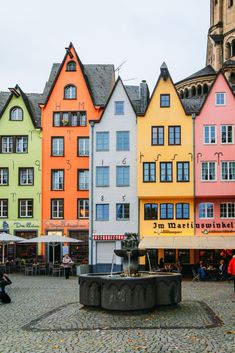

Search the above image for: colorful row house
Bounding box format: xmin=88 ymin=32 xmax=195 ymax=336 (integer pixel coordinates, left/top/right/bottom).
xmin=89 ymin=77 xmax=149 ymax=271
xmin=40 ymin=43 xmax=114 ymax=262
xmin=194 ymin=72 xmax=235 ymax=263
xmin=137 ymin=64 xmax=195 ymax=268
xmin=0 ymin=86 xmax=42 ymax=259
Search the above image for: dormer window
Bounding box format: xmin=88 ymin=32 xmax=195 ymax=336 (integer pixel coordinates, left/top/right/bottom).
xmin=10 ymin=107 xmax=23 ymax=121
xmin=115 ymin=101 xmax=124 ymax=115
xmin=160 ymin=94 xmax=170 ymax=107
xmin=64 ymin=85 xmax=76 ymax=99
xmin=66 ymin=61 xmax=76 ymax=71
xmin=215 ymin=92 xmax=226 ymax=106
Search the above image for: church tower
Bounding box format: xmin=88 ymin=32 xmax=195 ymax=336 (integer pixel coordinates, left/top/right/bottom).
xmin=207 ymin=0 xmax=235 ymax=85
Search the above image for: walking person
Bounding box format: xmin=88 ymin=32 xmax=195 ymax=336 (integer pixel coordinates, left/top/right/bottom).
xmin=62 ymin=254 xmax=74 ymax=279
xmin=0 ymin=271 xmax=12 ymax=304
xmin=228 ymin=255 xmax=235 ymax=293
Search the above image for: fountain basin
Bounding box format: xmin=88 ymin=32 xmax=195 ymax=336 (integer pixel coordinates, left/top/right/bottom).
xmin=79 ymin=272 xmax=182 ymax=311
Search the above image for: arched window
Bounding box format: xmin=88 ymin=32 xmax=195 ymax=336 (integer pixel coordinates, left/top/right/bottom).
xmin=230 ymin=72 xmax=235 ymax=84
xmin=10 ymin=106 xmax=23 ymax=121
xmin=215 ymin=0 xmax=218 ymax=5
xmin=66 ymin=61 xmax=76 ymax=71
xmin=180 ymin=90 xmax=184 ymax=99
xmin=203 ymin=84 xmax=209 ymax=94
xmin=197 ymin=85 xmax=202 ymax=96
xmin=64 ymin=85 xmax=76 ymax=99
xmin=184 ymin=88 xmax=189 ymax=98
xmin=228 ymin=0 xmax=233 ymax=8
xmin=226 ymin=42 xmax=231 ymax=59
xmin=232 ymin=40 xmax=235 ymax=57
xmin=191 ymin=86 xmax=196 ymax=97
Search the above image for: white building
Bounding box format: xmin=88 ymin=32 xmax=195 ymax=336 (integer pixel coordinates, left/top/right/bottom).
xmin=89 ymin=77 xmax=149 ymax=272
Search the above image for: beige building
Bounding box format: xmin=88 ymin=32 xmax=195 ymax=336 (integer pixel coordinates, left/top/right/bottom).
xmin=176 ymin=0 xmax=235 ymax=100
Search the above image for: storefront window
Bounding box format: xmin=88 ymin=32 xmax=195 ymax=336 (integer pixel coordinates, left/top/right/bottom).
xmin=178 ymin=250 xmax=190 ymax=264
xmin=164 ymin=249 xmax=176 ymax=263
xmin=69 ymin=231 xmax=88 ymax=264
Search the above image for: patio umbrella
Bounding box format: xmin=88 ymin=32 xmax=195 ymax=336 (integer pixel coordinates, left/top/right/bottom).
xmin=0 ymin=232 xmax=24 ymax=263
xmin=20 ymin=235 xmax=83 ymax=264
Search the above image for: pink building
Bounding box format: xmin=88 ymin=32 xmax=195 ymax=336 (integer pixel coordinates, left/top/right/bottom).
xmin=195 ymin=72 xmax=235 ymax=238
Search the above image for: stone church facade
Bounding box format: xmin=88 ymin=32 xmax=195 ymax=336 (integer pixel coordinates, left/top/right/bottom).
xmin=176 ymin=0 xmax=235 ymax=101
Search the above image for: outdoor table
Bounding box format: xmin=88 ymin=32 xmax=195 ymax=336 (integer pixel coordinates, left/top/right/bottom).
xmin=206 ymin=268 xmax=218 ymax=280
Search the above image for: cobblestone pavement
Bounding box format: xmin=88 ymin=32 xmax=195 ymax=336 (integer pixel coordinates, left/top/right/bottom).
xmin=0 ymin=274 xmax=234 ymax=353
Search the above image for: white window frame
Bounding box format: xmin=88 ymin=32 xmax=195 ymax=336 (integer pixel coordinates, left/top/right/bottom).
xmin=78 ymin=199 xmax=89 ymax=219
xmin=201 ymin=162 xmax=217 ymax=181
xmin=215 ymin=92 xmax=226 ymax=106
xmin=51 ymin=199 xmax=64 ymax=219
xmin=199 ymin=203 xmax=214 ymax=219
xmin=221 ymin=125 xmax=234 ymax=144
xmin=0 ymin=168 xmax=8 ymax=185
xmin=221 ymin=161 xmax=235 ymax=181
xmin=52 ymin=170 xmax=64 ymax=190
xmin=0 ymin=199 xmax=8 ymax=218
xmin=52 ymin=137 xmax=64 ymax=156
xmin=78 ymin=137 xmax=89 ymax=156
xmin=220 ymin=203 xmax=235 ymax=219
xmin=19 ymin=168 xmax=34 ymax=185
xmin=16 ymin=137 xmax=28 ymax=153
xmin=203 ymin=125 xmax=216 ymax=144
xmin=19 ymin=199 xmax=33 ymax=218
xmin=1 ymin=137 xmax=13 ymax=153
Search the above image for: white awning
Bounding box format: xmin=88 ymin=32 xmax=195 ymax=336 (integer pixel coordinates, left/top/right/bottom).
xmin=139 ymin=236 xmax=235 ymax=249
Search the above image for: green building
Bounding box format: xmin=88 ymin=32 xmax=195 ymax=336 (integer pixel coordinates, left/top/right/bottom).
xmin=0 ymin=86 xmax=43 ymax=260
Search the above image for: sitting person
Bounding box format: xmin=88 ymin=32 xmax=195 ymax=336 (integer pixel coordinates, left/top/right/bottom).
xmin=0 ymin=271 xmax=12 ymax=304
xmin=159 ymin=258 xmax=165 ymax=269
xmin=198 ymin=261 xmax=207 ymax=280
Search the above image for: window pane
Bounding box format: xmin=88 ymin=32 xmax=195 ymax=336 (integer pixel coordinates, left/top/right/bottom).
xmin=2 ymin=137 xmax=13 ymax=153
xmin=116 ymin=131 xmax=129 ymax=151
xmin=78 ymin=138 xmax=89 ymax=156
xmin=160 ymin=95 xmax=170 ymax=107
xmin=10 ymin=107 xmax=23 ymax=121
xmin=116 ymin=166 xmax=130 ymax=186
xmin=78 ymin=170 xmax=89 ymax=190
xmin=96 ymin=167 xmax=109 ymax=187
xmin=16 ymin=137 xmax=28 ymax=153
xmin=116 ymin=203 xmax=130 ymax=220
xmin=52 ymin=138 xmax=64 ymax=156
xmin=96 ymin=204 xmax=109 ymax=221
xmin=96 ymin=132 xmax=109 ymax=151
xmin=0 ymin=169 xmax=8 ymax=185
xmin=115 ymin=101 xmax=124 ymax=115
xmin=78 ymin=199 xmax=89 ymax=218
xmin=52 ymin=170 xmax=64 ymax=190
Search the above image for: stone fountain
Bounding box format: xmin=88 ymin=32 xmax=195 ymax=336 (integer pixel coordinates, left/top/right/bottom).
xmin=78 ymin=233 xmax=182 ymax=311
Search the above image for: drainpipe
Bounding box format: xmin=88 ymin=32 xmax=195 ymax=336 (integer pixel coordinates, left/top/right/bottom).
xmin=89 ymin=121 xmax=95 ymax=271
xmin=192 ymin=113 xmax=196 ymax=235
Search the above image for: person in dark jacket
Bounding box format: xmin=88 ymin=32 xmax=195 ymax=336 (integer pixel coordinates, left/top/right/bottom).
xmin=0 ymin=271 xmax=12 ymax=303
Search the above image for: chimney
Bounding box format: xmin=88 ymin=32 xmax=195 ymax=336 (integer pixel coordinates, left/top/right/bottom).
xmin=140 ymin=80 xmax=149 ymax=114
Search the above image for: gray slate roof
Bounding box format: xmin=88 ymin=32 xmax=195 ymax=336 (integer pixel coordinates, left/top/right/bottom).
xmin=223 ymin=60 xmax=235 ymax=67
xmin=181 ymin=96 xmax=207 ymax=114
xmin=125 ymin=85 xmax=141 ymax=114
xmin=43 ymin=63 xmax=115 ymax=107
xmin=0 ymin=91 xmax=43 ymax=128
xmin=177 ymin=65 xmax=216 ymax=85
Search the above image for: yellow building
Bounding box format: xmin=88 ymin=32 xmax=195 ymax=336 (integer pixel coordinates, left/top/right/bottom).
xmin=137 ymin=63 xmax=194 ymax=266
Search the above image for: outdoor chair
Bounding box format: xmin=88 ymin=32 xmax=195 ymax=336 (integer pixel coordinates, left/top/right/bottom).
xmin=38 ymin=263 xmax=47 ymax=275
xmin=192 ymin=268 xmax=199 ymax=282
xmin=25 ymin=264 xmax=34 ymax=276
xmin=51 ymin=264 xmax=62 ymax=276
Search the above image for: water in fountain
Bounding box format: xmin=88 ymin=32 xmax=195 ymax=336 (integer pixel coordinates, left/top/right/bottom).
xmin=110 ymin=253 xmax=116 ymax=277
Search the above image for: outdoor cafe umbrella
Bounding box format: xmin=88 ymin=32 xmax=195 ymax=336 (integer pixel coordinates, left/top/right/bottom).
xmin=0 ymin=232 xmax=25 ymax=263
xmin=20 ymin=234 xmax=83 ymax=264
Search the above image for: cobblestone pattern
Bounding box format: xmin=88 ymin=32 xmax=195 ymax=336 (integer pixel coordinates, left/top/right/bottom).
xmin=0 ymin=274 xmax=234 ymax=353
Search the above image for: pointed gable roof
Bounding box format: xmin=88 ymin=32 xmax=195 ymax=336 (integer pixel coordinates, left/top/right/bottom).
xmin=196 ymin=70 xmax=235 ymax=114
xmin=142 ymin=63 xmax=189 ymax=116
xmin=42 ymin=42 xmax=115 ymax=107
xmin=91 ymin=76 xmax=141 ymax=124
xmin=0 ymin=85 xmax=42 ymax=128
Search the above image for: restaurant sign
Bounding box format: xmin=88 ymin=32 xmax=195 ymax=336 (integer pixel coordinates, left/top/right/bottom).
xmin=93 ymin=235 xmax=125 ymax=241
xmin=153 ymin=221 xmax=234 ymax=231
xmin=0 ymin=221 xmax=40 ymax=229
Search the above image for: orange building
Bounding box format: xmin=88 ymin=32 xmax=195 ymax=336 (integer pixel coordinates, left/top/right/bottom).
xmin=41 ymin=43 xmax=114 ymax=262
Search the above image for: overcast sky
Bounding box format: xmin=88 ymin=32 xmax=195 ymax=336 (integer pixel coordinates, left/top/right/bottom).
xmin=0 ymin=0 xmax=209 ymax=93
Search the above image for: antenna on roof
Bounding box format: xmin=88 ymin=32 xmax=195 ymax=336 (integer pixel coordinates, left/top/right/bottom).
xmin=115 ymin=61 xmax=127 ymax=76
xmin=123 ymin=77 xmax=138 ymax=82
xmin=65 ymin=47 xmax=73 ymax=59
